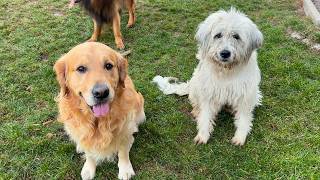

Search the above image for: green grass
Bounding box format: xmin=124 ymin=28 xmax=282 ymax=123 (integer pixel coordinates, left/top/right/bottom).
xmin=1 ymin=0 xmax=319 ymax=179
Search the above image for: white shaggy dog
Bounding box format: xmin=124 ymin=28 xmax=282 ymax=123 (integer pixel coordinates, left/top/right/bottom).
xmin=153 ymin=8 xmax=263 ymax=146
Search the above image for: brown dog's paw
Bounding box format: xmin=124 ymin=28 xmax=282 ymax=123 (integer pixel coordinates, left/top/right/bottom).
xmin=127 ymin=22 xmax=134 ymax=28
xmin=127 ymin=14 xmax=135 ymax=28
xmin=87 ymin=38 xmax=97 ymax=42
xmin=116 ymin=40 xmax=125 ymax=50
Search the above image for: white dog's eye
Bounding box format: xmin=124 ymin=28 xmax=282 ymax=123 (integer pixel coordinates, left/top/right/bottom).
xmin=233 ymin=34 xmax=240 ymax=40
xmin=214 ymin=33 xmax=222 ymax=39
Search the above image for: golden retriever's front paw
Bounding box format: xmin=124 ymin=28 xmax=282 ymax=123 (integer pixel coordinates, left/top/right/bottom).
xmin=194 ymin=133 xmax=209 ymax=144
xmin=118 ymin=163 xmax=135 ymax=180
xmin=81 ymin=161 xmax=96 ymax=180
xmin=231 ymin=135 xmax=246 ymax=146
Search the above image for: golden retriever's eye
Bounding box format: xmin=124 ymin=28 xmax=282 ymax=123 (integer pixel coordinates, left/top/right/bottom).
xmin=233 ymin=34 xmax=240 ymax=40
xmin=214 ymin=33 xmax=222 ymax=39
xmin=76 ymin=66 xmax=87 ymax=73
xmin=105 ymin=63 xmax=113 ymax=70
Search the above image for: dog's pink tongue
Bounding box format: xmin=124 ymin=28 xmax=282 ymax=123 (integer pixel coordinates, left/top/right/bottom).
xmin=92 ymin=103 xmax=110 ymax=117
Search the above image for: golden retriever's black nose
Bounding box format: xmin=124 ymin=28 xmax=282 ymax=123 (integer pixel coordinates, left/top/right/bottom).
xmin=92 ymin=84 xmax=109 ymax=100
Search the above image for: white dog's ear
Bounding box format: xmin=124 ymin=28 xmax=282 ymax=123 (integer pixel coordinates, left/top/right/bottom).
xmin=250 ymin=27 xmax=263 ymax=50
xmin=195 ymin=21 xmax=210 ymax=46
xmin=195 ymin=11 xmax=223 ymax=49
xmin=195 ymin=13 xmax=218 ymax=49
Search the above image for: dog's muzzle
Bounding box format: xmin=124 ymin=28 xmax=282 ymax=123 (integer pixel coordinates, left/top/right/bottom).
xmin=90 ymin=84 xmax=111 ymax=118
xmin=219 ymin=50 xmax=231 ymax=62
xmin=92 ymin=84 xmax=109 ymax=103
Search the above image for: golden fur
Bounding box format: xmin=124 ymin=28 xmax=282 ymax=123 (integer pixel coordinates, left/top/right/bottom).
xmin=54 ymin=42 xmax=145 ymax=179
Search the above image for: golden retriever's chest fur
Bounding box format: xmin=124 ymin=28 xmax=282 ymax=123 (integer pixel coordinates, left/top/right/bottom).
xmin=63 ymin=110 xmax=137 ymax=158
xmin=58 ymin=87 xmax=143 ymax=159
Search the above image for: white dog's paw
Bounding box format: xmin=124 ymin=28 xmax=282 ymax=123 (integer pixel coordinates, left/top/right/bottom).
xmin=194 ymin=132 xmax=210 ymax=144
xmin=81 ymin=161 xmax=96 ymax=180
xmin=118 ymin=163 xmax=135 ymax=180
xmin=231 ymin=135 xmax=246 ymax=146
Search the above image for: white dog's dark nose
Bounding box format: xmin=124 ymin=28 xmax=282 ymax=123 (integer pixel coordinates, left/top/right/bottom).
xmin=220 ymin=50 xmax=231 ymax=60
xmin=92 ymin=84 xmax=109 ymax=101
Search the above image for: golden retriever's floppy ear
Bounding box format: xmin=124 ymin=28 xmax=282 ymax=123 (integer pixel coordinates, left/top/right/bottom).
xmin=117 ymin=55 xmax=128 ymax=88
xmin=54 ymin=56 xmax=68 ymax=95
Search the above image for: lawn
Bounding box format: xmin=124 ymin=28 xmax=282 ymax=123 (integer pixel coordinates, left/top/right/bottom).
xmin=0 ymin=0 xmax=319 ymax=179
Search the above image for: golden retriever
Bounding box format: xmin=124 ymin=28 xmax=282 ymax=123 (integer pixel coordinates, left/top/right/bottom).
xmin=54 ymin=42 xmax=145 ymax=179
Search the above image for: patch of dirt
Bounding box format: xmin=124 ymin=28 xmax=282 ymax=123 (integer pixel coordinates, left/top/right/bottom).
xmin=270 ymin=123 xmax=278 ymax=131
xmin=53 ymin=11 xmax=64 ymax=17
xmin=179 ymin=106 xmax=193 ymax=118
xmin=287 ymin=29 xmax=320 ymax=52
xmin=312 ymin=0 xmax=320 ymax=12
xmin=46 ymin=133 xmax=55 ymax=139
xmin=36 ymin=100 xmax=48 ymax=109
xmin=39 ymin=53 xmax=48 ymax=61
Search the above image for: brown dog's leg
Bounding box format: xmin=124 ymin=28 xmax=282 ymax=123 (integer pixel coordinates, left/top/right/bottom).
xmin=126 ymin=0 xmax=135 ymax=28
xmin=112 ymin=12 xmax=125 ymax=49
xmin=88 ymin=19 xmax=102 ymax=42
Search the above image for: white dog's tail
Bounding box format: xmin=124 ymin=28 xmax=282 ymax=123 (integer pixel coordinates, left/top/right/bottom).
xmin=152 ymin=75 xmax=189 ymax=96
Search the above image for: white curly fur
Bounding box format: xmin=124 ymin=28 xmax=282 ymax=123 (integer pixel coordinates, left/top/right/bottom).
xmin=153 ymin=8 xmax=263 ymax=146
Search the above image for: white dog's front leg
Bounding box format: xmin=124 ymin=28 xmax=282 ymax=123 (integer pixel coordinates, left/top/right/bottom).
xmin=118 ymin=138 xmax=135 ymax=180
xmin=232 ymin=109 xmax=253 ymax=146
xmin=81 ymin=155 xmax=97 ymax=180
xmin=194 ymin=102 xmax=217 ymax=144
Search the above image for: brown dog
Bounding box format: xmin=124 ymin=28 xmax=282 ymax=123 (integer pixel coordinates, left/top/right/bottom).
xmin=54 ymin=42 xmax=145 ymax=179
xmin=71 ymin=0 xmax=136 ymax=49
